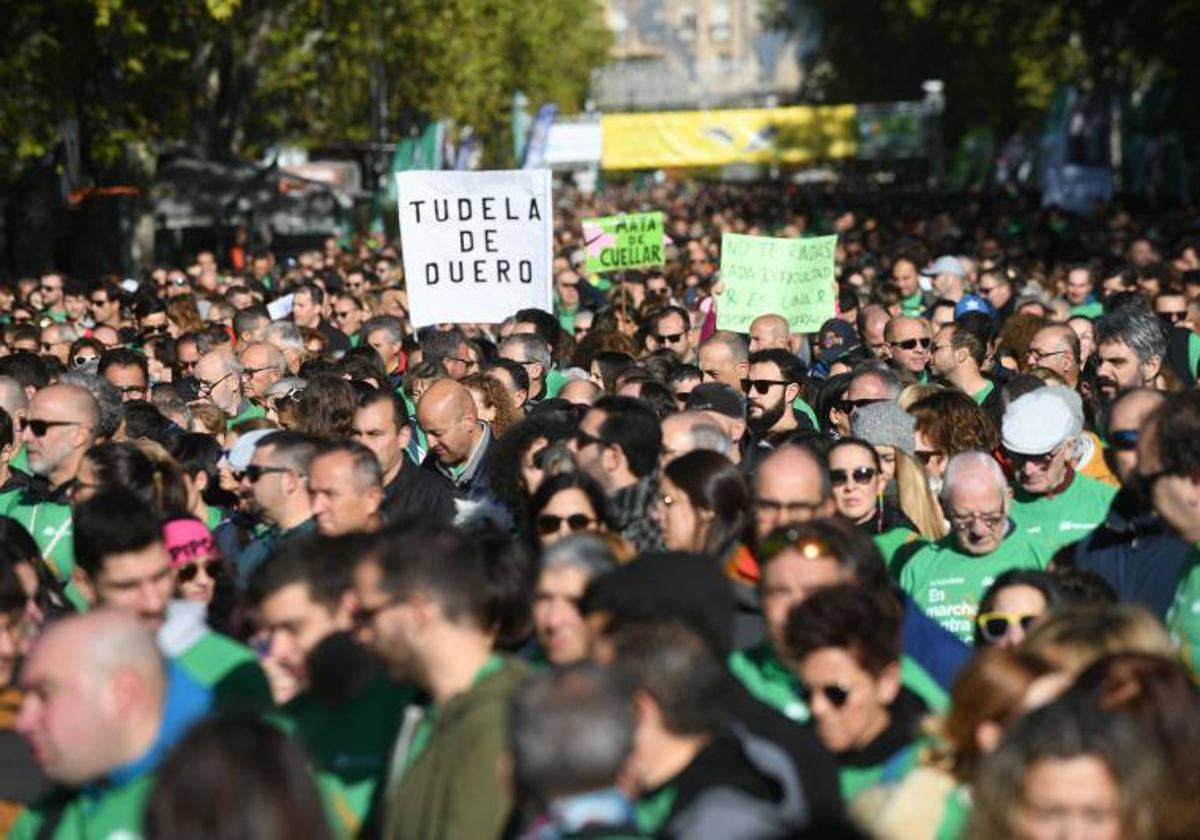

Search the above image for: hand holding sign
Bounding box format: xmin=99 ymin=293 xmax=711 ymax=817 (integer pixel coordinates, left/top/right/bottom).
xmin=397 ymin=170 xmax=554 ymax=328
xmin=717 ymin=233 xmax=837 ymax=334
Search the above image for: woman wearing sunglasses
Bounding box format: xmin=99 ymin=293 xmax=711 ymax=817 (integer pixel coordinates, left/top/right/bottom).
xmin=828 ymin=439 xmax=921 ymax=569
xmin=786 ymin=584 xmax=929 ymax=805
xmin=974 ymin=569 xmax=1062 ymax=648
xmin=163 ymin=517 xmax=227 ymax=607
xmin=528 ymin=472 xmax=611 ymax=549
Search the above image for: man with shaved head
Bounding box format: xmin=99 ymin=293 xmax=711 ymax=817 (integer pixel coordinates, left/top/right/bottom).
xmin=748 ymin=313 xmax=790 ymax=353
xmin=418 ymin=378 xmax=495 ymax=506
xmin=698 ymin=331 xmax=750 ymax=390
xmin=884 ymin=316 xmax=931 ymax=382
xmin=752 ymin=445 xmax=835 ymax=541
xmin=11 ymin=610 xmax=211 ymax=838
xmin=0 ymin=384 xmax=99 ymax=584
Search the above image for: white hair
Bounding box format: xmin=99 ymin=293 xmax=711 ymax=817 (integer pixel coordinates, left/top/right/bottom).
xmin=940 ymin=450 xmax=1008 ymax=507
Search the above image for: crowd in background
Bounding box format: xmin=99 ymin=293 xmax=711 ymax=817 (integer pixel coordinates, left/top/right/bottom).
xmin=0 ymin=183 xmax=1199 ymax=838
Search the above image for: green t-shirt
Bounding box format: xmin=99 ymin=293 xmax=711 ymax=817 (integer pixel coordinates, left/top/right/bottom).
xmin=1168 ymin=548 xmax=1200 ymax=683
xmin=901 ymin=291 xmax=926 ymax=317
xmin=792 ymin=395 xmax=819 ymax=429
xmin=900 ymin=530 xmax=1049 ymax=644
xmin=8 ymin=774 xmax=153 ymax=840
xmin=874 ymin=527 xmax=923 ymax=570
xmin=175 ymin=629 xmax=274 ymax=712
xmin=1070 ymin=300 xmax=1104 ymax=319
xmin=1008 ymin=473 xmax=1116 ymax=557
xmin=545 ymin=367 xmax=567 ymax=398
xmin=227 ymin=401 xmax=267 ymax=430
xmin=277 ymin=672 xmax=414 ymax=834
xmin=970 ymin=380 xmax=995 ymax=406
xmin=1188 ymin=331 xmax=1200 ymax=383
xmin=728 ymin=643 xmax=950 ymax=723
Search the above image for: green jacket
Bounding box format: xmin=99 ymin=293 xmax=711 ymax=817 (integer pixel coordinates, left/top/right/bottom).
xmin=1169 ymin=548 xmax=1200 ymax=683
xmin=0 ymin=486 xmax=75 ymax=582
xmin=279 ymin=670 xmax=413 ymax=836
xmin=384 ymin=656 xmax=529 ymax=840
xmin=900 ymin=528 xmax=1049 ymax=644
xmin=1008 ymin=472 xmax=1116 ymax=557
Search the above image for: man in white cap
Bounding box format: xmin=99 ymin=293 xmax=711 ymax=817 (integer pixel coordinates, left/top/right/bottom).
xmin=900 ymin=451 xmax=1049 ymax=643
xmin=1003 ymin=390 xmax=1117 ymax=556
xmin=921 ymin=256 xmax=967 ymax=305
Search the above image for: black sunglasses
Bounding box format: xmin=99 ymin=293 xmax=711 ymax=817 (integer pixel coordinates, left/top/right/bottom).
xmin=176 ymin=559 xmax=225 ymax=583
xmin=829 ymin=466 xmax=877 ymax=487
xmin=574 ymin=429 xmax=608 ymax=450
xmin=890 ymin=337 xmax=931 ymax=350
xmin=656 ymin=331 xmax=685 ymax=344
xmin=834 ymin=397 xmax=885 ymax=414
xmin=741 ymin=378 xmax=791 ymax=395
xmin=20 ymin=418 xmax=82 ymax=437
xmin=1108 ymin=430 xmax=1138 ymax=452
xmin=536 ymin=513 xmax=595 ymax=536
xmin=1158 ymin=310 xmax=1187 ymax=324
xmin=799 ymin=683 xmax=851 ymax=709
xmin=351 ymin=595 xmax=403 ymax=628
xmin=241 ymin=464 xmax=292 ymax=483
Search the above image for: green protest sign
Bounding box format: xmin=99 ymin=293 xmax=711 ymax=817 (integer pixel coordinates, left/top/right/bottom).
xmin=582 ymin=211 xmax=665 ymax=273
xmin=717 ymin=233 xmax=837 ymax=333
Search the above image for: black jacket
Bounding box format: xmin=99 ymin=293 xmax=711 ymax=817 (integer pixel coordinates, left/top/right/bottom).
xmin=383 ymin=456 xmax=457 ymax=526
xmin=1071 ymin=485 xmax=1193 ymax=619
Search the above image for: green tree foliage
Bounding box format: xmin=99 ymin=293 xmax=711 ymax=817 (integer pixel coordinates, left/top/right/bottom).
xmin=768 ymin=0 xmax=1200 ymax=145
xmin=0 ymin=0 xmax=610 ymax=181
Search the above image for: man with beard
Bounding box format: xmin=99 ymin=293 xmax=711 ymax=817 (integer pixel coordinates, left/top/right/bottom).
xmin=1094 ymin=308 xmax=1170 ymax=403
xmin=744 ymin=349 xmax=811 ymax=447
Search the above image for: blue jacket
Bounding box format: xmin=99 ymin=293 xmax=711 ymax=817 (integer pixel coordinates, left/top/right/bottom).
xmin=1072 ymin=486 xmax=1193 ymax=619
xmin=900 ymin=591 xmax=972 ymax=690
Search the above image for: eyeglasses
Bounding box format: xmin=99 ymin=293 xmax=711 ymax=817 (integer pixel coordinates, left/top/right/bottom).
xmin=240 ymin=365 xmax=279 ymax=378
xmin=948 ymin=510 xmax=1006 ymax=531
xmin=351 ymin=595 xmax=404 ymax=628
xmin=656 ymin=331 xmax=685 ymax=345
xmin=889 ymin=337 xmax=930 ymax=350
xmin=741 ymin=378 xmax=791 ymax=395
xmin=574 ymin=429 xmax=608 ymax=450
xmin=176 ymin=559 xmax=225 ymax=583
xmin=976 ymin=612 xmax=1039 ymax=643
xmin=798 ymin=682 xmax=852 ymax=709
xmin=1026 ymin=347 xmax=1068 ymax=362
xmin=89 ymin=298 xmax=109 ymax=307
xmin=1158 ymin=310 xmax=1187 ymax=324
xmin=141 ymin=323 xmax=170 ymax=336
xmin=535 ymin=513 xmax=596 ymax=535
xmin=20 ymin=418 xmax=85 ymax=437
xmin=269 ymin=389 xmax=304 ymax=411
xmin=829 ymin=466 xmax=877 ymax=487
xmin=196 ymin=371 xmax=233 ymax=396
xmin=240 ymin=464 xmax=293 ymax=483
xmin=1108 ymin=429 xmax=1138 ymax=452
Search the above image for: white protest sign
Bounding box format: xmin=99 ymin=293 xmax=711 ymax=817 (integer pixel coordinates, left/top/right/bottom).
xmin=266 ymin=293 xmax=294 ymax=321
xmin=396 ymin=170 xmax=554 ymax=327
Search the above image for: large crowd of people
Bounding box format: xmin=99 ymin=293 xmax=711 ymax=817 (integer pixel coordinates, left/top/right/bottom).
xmin=0 ymin=182 xmax=1199 ymax=838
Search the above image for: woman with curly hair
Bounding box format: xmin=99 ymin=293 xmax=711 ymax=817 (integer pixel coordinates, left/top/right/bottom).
xmin=908 ymin=390 xmax=999 ymax=494
xmin=463 ymin=373 xmax=521 ymax=439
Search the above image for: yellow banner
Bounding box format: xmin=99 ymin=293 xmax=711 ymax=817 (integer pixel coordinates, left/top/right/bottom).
xmin=600 ymin=105 xmax=859 ymax=170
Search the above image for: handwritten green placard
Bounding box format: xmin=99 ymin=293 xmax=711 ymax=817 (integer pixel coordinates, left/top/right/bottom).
xmin=717 ymin=233 xmax=837 ymax=333
xmin=582 ymin=211 xmax=666 ymax=273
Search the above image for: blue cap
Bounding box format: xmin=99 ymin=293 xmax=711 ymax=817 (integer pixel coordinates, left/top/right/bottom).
xmin=954 ymin=294 xmax=993 ymax=319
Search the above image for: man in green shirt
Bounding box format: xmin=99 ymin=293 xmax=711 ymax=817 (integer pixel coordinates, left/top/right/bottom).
xmin=195 ymin=348 xmax=266 ymax=429
xmin=252 ymin=533 xmax=411 ymax=836
xmin=930 ymin=322 xmax=995 ymax=406
xmin=1065 ymin=265 xmax=1104 ymax=318
xmin=352 ymin=524 xmax=529 ymax=840
xmin=902 ymin=451 xmax=1049 ymax=644
xmin=0 ymin=383 xmax=100 ymax=582
xmin=9 ymin=610 xmax=211 ymax=839
xmin=1004 ymin=390 xmax=1116 ymax=556
xmin=72 ymin=489 xmax=273 ymax=712
xmin=1136 ymin=393 xmax=1200 ymax=681
xmin=892 ymin=256 xmax=927 ymax=317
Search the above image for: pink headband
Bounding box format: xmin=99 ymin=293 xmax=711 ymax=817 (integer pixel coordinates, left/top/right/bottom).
xmin=162 ymin=519 xmax=219 ymax=569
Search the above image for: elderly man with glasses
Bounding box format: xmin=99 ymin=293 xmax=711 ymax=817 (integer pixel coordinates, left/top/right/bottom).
xmin=900 ymin=451 xmax=1049 ymax=644
xmin=195 ymin=348 xmax=266 ymax=428
xmin=1002 ymin=390 xmax=1116 ymax=557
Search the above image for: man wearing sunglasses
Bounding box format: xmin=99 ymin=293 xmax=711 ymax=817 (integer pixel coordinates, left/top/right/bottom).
xmin=1069 ymin=389 xmax=1192 ymax=619
xmin=249 ymin=536 xmax=411 ymax=830
xmin=98 ymin=348 xmax=150 ymax=403
xmin=72 ymin=489 xmax=272 ymax=713
xmin=0 ymin=384 xmax=98 ymax=585
xmin=901 ymin=452 xmax=1048 ymax=644
xmin=235 ymin=431 xmax=317 ymax=587
xmin=883 ymin=316 xmax=931 ymax=383
xmin=1003 ymin=390 xmax=1117 ymax=556
xmin=744 ymin=349 xmax=811 ymax=446
xmin=88 ymin=283 xmax=124 ymax=330
xmin=36 ymin=272 xmax=68 ymax=323
xmin=645 ymin=305 xmax=696 ymax=364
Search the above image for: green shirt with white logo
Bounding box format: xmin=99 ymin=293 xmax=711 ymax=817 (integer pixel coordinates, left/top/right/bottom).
xmin=1008 ymin=473 xmax=1116 ymax=557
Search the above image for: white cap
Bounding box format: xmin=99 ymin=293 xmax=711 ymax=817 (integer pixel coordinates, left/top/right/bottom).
xmin=222 ymin=428 xmax=276 ymax=471
xmin=1002 ymin=390 xmax=1074 ymax=455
